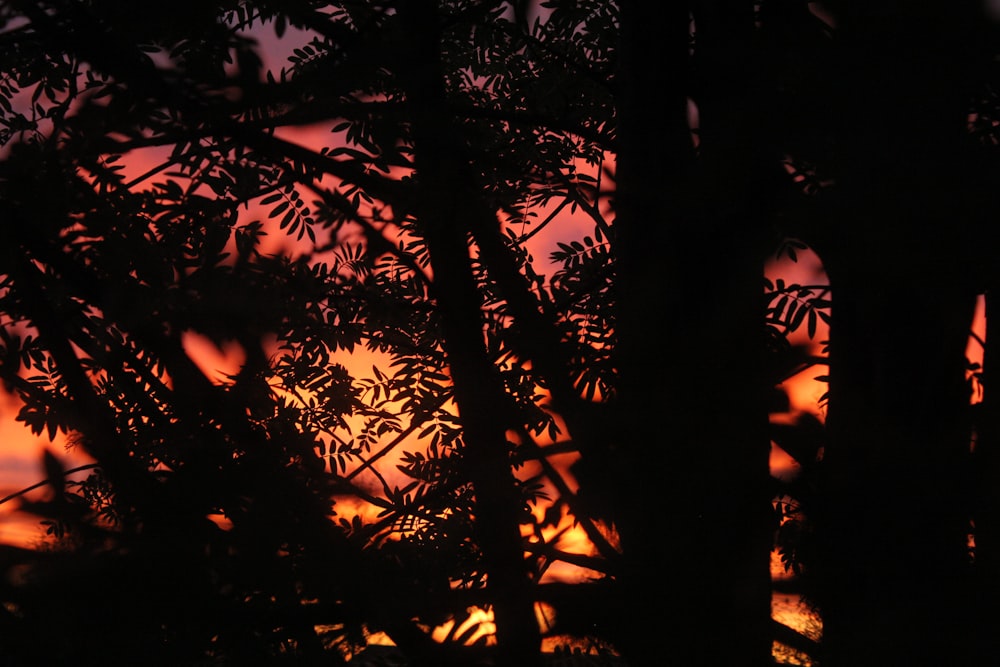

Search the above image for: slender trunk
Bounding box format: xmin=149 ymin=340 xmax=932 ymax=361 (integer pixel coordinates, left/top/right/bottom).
xmin=399 ymin=3 xmax=541 ymax=664
xmin=616 ymin=2 xmax=773 ymax=664
xmin=468 ymin=208 xmax=624 ymax=565
xmin=615 ymin=4 xmax=695 ymax=662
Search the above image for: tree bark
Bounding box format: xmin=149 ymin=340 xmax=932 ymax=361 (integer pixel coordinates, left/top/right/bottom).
xmin=398 ymin=3 xmax=541 ymax=664
xmin=818 ymin=5 xmax=981 ymax=664
xmin=615 ymin=2 xmax=774 ymax=664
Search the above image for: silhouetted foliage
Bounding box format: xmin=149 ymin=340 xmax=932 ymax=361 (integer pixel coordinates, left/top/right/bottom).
xmin=3 ymin=1 xmax=999 ymax=666
xmin=0 ymin=2 xmax=623 ymax=664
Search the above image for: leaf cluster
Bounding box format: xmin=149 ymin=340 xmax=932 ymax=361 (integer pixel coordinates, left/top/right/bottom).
xmin=0 ymin=1 xmax=624 ymax=663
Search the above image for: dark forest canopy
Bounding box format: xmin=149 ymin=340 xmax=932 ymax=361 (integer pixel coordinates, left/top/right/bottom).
xmin=0 ymin=1 xmax=999 ymax=665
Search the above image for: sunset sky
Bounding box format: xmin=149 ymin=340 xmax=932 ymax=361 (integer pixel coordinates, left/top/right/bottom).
xmin=0 ymin=0 xmax=812 ymax=613
xmin=6 ymin=6 xmax=992 ymax=665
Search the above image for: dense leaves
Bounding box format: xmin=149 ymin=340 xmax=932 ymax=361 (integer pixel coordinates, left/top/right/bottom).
xmin=0 ymin=2 xmax=626 ymax=664
xmin=6 ymin=1 xmax=995 ymax=665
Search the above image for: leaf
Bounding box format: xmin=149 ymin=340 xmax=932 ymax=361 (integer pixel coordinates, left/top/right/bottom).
xmin=269 ymin=201 xmax=290 ymax=218
xmin=788 ymin=302 xmax=807 ymax=332
xmin=774 ymin=296 xmax=789 ymax=318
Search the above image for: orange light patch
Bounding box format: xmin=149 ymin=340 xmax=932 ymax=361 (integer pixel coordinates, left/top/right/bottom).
xmin=181 ymin=332 xmax=247 ymax=384
xmin=430 ymin=606 xmax=497 ymax=645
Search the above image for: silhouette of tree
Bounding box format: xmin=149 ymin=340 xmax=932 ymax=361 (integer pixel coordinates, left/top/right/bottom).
xmin=810 ymin=4 xmax=991 ymax=665
xmin=0 ymin=1 xmax=623 ymax=664
xmin=617 ymin=2 xmax=1000 ymax=665
xmin=615 ymin=3 xmax=778 ymax=665
xmin=735 ymin=2 xmax=1000 ymax=666
xmin=4 ymin=1 xmax=1000 ymax=666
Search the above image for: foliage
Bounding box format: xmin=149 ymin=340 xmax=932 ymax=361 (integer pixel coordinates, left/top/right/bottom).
xmin=0 ymin=1 xmax=626 ymax=664
xmin=0 ymin=1 xmax=935 ymax=664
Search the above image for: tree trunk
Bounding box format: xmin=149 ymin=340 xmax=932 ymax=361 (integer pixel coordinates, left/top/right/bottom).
xmin=819 ymin=5 xmax=980 ymax=664
xmin=399 ymin=3 xmax=541 ymax=664
xmin=615 ymin=2 xmax=773 ymax=664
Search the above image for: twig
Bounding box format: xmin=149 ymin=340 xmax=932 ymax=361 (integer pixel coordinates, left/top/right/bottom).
xmin=0 ymin=463 xmax=100 ymax=506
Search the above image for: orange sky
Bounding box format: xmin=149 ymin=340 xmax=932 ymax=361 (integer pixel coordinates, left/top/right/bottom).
xmin=7 ymin=17 xmax=988 ymax=664
xmin=0 ymin=119 xmax=830 ymax=630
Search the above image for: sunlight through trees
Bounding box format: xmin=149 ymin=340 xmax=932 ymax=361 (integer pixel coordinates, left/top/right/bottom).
xmin=0 ymin=2 xmax=998 ymax=665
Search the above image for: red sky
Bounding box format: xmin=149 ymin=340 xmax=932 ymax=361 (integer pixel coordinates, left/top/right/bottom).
xmin=5 ymin=14 xmax=984 ymax=664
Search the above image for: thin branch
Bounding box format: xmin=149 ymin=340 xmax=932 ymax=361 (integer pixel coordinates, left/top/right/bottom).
xmin=303 ymin=180 xmax=433 ymax=288
xmin=551 ymin=170 xmax=614 ymax=241
xmin=345 ymin=391 xmax=452 ymax=482
xmin=971 ymin=330 xmax=986 ymax=350
xmin=771 ymin=619 xmax=820 ymax=655
xmin=518 ymin=433 xmax=621 ymax=567
xmin=514 ymin=196 xmax=572 ymax=245
xmin=0 ymin=463 xmax=100 ymax=506
xmin=522 ymin=538 xmax=613 ymax=575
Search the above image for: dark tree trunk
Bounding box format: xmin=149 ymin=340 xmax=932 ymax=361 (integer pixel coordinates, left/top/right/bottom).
xmin=973 ymin=286 xmax=1000 ymax=662
xmin=398 ymin=3 xmax=541 ymax=664
xmin=818 ymin=4 xmax=981 ymax=664
xmin=821 ymin=276 xmax=976 ymax=666
xmin=615 ymin=2 xmax=773 ymax=664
